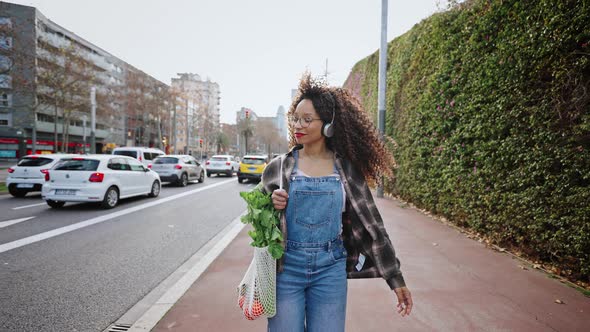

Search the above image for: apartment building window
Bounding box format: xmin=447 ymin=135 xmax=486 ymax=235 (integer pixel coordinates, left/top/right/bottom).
xmin=0 ymin=55 xmax=11 ymax=71
xmin=0 ymin=93 xmax=11 ymax=107
xmin=0 ymin=75 xmax=11 ymax=89
xmin=0 ymin=36 xmax=12 ymax=50
xmin=0 ymin=18 xmax=11 ymax=29
xmin=0 ymin=113 xmax=11 ymax=126
xmin=38 ymin=113 xmax=54 ymax=123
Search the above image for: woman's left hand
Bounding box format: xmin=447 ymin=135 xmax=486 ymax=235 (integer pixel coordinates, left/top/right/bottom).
xmin=393 ymin=286 xmax=413 ymax=317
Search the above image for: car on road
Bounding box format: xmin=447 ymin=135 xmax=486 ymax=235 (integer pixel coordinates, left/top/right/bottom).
xmin=149 ymin=155 xmax=205 ymax=186
xmin=42 ymin=155 xmax=161 ymax=209
xmin=6 ymin=154 xmax=77 ymax=198
xmin=112 ymin=147 xmax=165 ymax=167
xmin=237 ymin=155 xmax=268 ymax=183
xmin=205 ymin=155 xmax=240 ymax=177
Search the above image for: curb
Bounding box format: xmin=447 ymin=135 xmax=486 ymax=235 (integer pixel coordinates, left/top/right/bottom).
xmin=123 ymin=214 xmax=246 ymax=331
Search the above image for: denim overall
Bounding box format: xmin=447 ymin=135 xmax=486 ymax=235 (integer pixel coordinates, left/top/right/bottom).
xmin=268 ymin=150 xmax=348 ymax=332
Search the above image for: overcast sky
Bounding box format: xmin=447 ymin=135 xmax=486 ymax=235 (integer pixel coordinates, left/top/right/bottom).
xmin=7 ymin=0 xmax=443 ymax=124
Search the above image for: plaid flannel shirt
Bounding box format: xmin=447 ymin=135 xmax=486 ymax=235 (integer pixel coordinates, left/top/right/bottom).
xmin=261 ymin=146 xmax=406 ymax=290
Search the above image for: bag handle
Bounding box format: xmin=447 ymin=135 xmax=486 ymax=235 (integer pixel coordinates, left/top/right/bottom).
xmin=279 ymin=154 xmax=283 ymax=191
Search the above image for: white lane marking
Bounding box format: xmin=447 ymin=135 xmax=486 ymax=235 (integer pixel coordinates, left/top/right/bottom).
xmin=12 ymin=202 xmax=47 ymax=210
xmin=128 ymin=213 xmax=245 ymax=331
xmin=0 ymin=179 xmax=235 ymax=255
xmin=0 ymin=216 xmax=35 ymax=229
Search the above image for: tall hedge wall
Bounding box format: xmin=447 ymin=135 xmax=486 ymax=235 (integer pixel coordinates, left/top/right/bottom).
xmin=344 ymin=0 xmax=589 ymax=281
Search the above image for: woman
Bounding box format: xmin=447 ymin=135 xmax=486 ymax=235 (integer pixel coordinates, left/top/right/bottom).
xmin=261 ymin=74 xmax=413 ymax=332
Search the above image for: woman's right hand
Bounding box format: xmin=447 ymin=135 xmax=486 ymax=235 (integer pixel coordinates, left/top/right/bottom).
xmin=272 ymin=189 xmax=289 ymax=210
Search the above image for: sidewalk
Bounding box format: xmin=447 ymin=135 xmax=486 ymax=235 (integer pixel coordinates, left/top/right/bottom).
xmin=152 ymin=196 xmax=590 ymax=332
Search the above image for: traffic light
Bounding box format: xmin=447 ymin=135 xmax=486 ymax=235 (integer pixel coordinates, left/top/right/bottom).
xmin=245 ymin=110 xmax=250 ymax=119
xmin=199 ymin=139 xmax=203 ymax=148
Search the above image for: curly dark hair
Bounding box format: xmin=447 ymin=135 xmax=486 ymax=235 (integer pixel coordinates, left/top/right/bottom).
xmin=289 ymin=73 xmax=394 ymax=183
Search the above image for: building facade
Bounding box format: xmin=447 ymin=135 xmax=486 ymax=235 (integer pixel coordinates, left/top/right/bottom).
xmin=0 ymin=2 xmax=169 ymax=158
xmin=171 ymin=73 xmax=220 ymax=156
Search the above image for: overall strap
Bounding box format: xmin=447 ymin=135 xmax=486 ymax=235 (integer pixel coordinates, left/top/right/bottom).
xmin=292 ymin=149 xmax=300 ymax=174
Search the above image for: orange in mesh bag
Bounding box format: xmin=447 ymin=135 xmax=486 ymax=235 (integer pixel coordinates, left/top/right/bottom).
xmin=237 ymin=247 xmax=276 ymax=319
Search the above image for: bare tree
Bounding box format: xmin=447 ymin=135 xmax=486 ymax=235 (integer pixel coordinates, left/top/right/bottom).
xmin=145 ymin=81 xmax=169 ymax=149
xmin=219 ymin=123 xmax=238 ymax=155
xmin=215 ymin=131 xmax=229 ymax=153
xmin=255 ymin=119 xmax=286 ymax=156
xmin=123 ymin=68 xmax=151 ymax=146
xmin=37 ymin=42 xmax=97 ymax=152
xmin=237 ymin=117 xmax=254 ymax=155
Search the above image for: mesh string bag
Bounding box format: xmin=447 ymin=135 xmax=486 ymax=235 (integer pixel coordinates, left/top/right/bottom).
xmin=237 ymin=155 xmax=283 ymax=320
xmin=237 ymin=246 xmax=276 ymax=319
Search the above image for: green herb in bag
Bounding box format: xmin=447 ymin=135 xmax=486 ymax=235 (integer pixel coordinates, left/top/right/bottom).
xmin=240 ymin=186 xmax=284 ymax=259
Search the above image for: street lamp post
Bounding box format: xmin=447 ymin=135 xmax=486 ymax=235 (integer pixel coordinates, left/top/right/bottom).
xmin=82 ymin=115 xmax=87 ymax=153
xmin=377 ymin=0 xmax=388 ymax=198
xmin=90 ymin=87 xmax=96 ymax=153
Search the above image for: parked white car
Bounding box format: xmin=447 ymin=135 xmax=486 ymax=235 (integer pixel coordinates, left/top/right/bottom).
xmin=205 ymin=155 xmax=240 ymax=177
xmin=112 ymin=147 xmax=165 ymax=167
xmin=6 ymin=154 xmax=77 ymax=197
xmin=42 ymin=155 xmax=161 ymax=209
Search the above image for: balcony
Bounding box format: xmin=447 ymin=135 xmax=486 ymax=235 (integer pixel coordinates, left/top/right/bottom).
xmin=36 ymin=121 xmax=111 ymax=139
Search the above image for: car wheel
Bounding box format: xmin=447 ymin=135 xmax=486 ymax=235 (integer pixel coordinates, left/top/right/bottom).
xmin=238 ymin=177 xmax=244 ymax=184
xmin=101 ymin=186 xmax=119 ymax=209
xmin=198 ymin=171 xmax=205 ymax=183
xmin=206 ymin=172 xmax=211 ymax=177
xmin=9 ymin=187 xmax=27 ymax=198
xmin=148 ymin=180 xmax=160 ymax=197
xmin=46 ymin=200 xmax=65 ymax=209
xmin=178 ymin=173 xmax=188 ymax=187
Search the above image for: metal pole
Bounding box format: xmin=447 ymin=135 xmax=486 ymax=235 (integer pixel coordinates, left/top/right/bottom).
xmin=82 ymin=115 xmax=87 ymax=153
xmin=236 ymin=130 xmax=240 ymax=155
xmin=90 ymin=87 xmax=96 ymax=153
xmin=54 ymin=103 xmax=58 ymax=153
xmin=377 ymin=0 xmax=388 ymax=198
xmin=172 ymin=106 xmax=177 ymax=153
xmin=32 ymin=104 xmax=37 ymax=154
xmin=185 ymin=98 xmax=189 ymax=154
xmin=244 ymin=118 xmax=249 ymax=155
xmin=32 ymin=125 xmax=37 ymax=155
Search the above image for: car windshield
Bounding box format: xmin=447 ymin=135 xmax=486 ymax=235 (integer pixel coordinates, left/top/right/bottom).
xmin=242 ymin=158 xmax=266 ymax=165
xmin=17 ymin=157 xmax=53 ymax=167
xmin=113 ymin=150 xmax=138 ymax=158
xmin=210 ymin=157 xmax=227 ymax=161
xmin=54 ymin=159 xmax=100 ymax=171
xmin=154 ymin=157 xmax=179 ymax=164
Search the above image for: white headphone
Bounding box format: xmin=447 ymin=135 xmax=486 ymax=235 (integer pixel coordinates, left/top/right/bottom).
xmin=321 ymin=107 xmax=335 ymax=138
xmin=321 ymin=93 xmax=336 ymax=138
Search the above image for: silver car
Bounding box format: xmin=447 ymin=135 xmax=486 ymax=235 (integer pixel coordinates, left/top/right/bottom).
xmin=149 ymin=155 xmax=205 ymax=187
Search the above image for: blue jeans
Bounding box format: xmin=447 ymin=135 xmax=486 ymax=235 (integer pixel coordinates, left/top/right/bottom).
xmin=267 ymin=239 xmax=348 ymax=332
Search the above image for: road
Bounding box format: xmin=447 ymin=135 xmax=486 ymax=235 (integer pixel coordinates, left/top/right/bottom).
xmin=0 ymin=175 xmax=254 ymax=332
